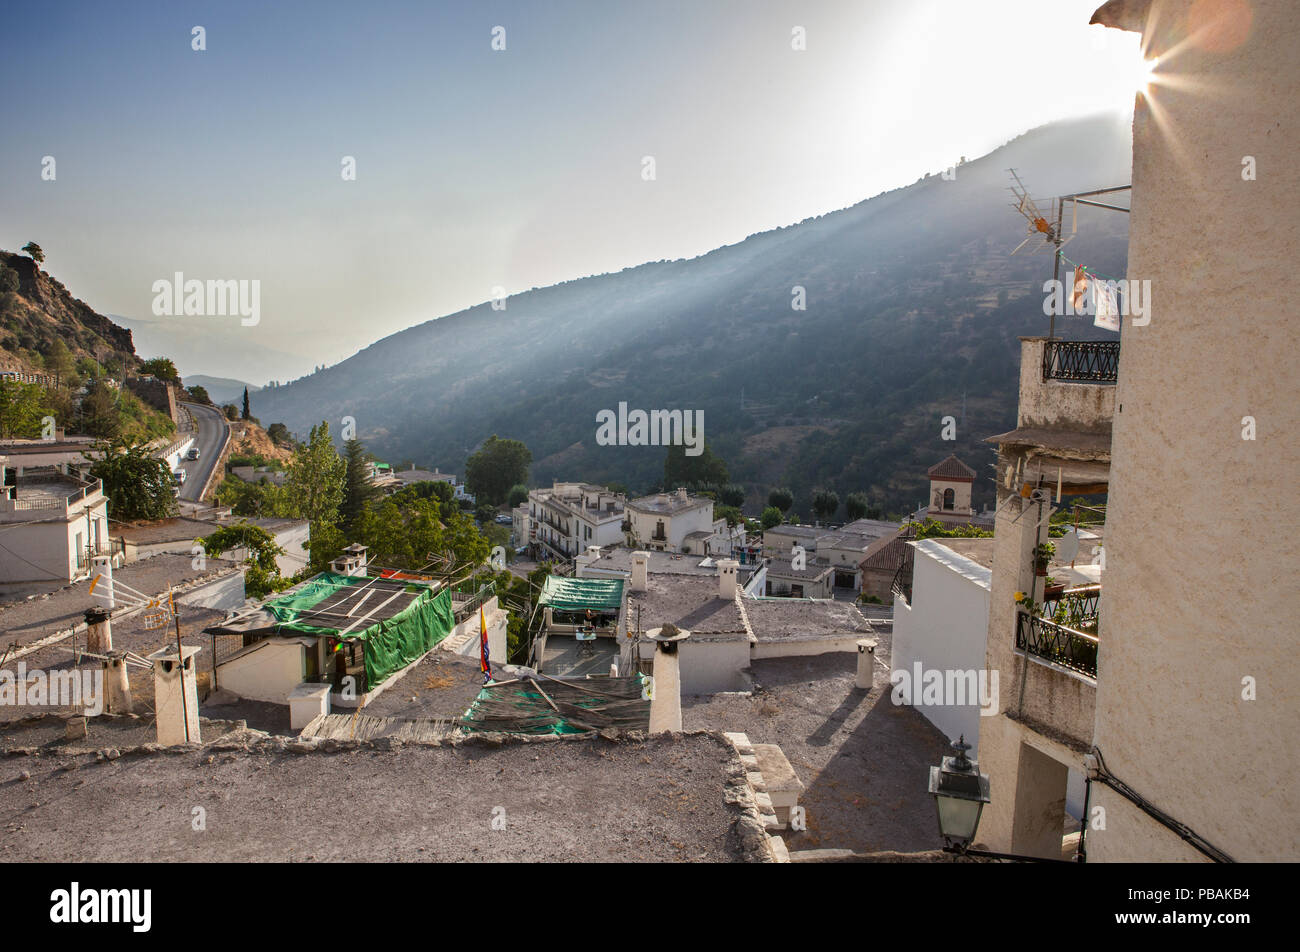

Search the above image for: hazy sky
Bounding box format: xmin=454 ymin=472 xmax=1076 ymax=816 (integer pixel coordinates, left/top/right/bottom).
xmin=0 ymin=0 xmax=1142 ymax=383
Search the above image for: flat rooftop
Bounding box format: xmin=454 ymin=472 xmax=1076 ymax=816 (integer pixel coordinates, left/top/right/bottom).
xmin=356 ymin=653 xmax=493 ymax=721
xmin=0 ymin=730 xmax=758 ymax=862
xmin=762 ymin=525 xmax=825 ymax=541
xmin=627 ymin=492 xmax=709 ymax=515
xmin=583 ymin=546 xmax=735 ymax=578
xmin=114 ymin=516 xmax=220 ymax=545
xmin=10 ymin=477 xmax=93 ymax=503
xmin=742 ymin=599 xmax=873 ymax=642
xmin=0 ymin=552 xmax=244 ymax=648
xmin=541 ymin=633 xmax=621 ymax=678
xmin=767 ymin=559 xmax=834 ymax=581
xmin=683 ymin=651 xmax=952 ymax=855
xmin=626 ymin=575 xmax=747 ymax=641
xmin=926 ymin=537 xmax=997 ymax=571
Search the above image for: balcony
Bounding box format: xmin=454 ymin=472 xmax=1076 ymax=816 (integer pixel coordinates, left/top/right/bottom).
xmin=1042 ymin=339 xmax=1119 ymax=384
xmin=1016 ymin=613 xmax=1098 ymax=678
xmin=0 ymin=474 xmax=104 ymax=522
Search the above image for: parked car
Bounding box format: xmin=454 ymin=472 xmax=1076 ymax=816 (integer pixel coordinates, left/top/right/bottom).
xmin=494 ymin=514 xmax=513 ymax=525
xmin=172 ymin=469 xmax=187 ymax=485
xmin=186 ymin=447 xmax=200 ymax=460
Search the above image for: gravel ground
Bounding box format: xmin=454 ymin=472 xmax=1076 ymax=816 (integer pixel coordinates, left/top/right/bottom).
xmin=360 ymin=653 xmax=488 ymax=721
xmin=683 ymin=651 xmax=953 ymax=854
xmin=1 ymin=605 xmax=225 ymax=725
xmin=0 ymin=731 xmax=756 ymax=862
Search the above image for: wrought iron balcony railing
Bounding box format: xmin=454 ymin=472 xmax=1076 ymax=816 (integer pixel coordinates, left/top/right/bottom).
xmin=1016 ymin=610 xmax=1099 ymax=678
xmin=1041 ymin=583 xmax=1101 ymax=629
xmin=1042 ymin=340 xmax=1119 ymax=384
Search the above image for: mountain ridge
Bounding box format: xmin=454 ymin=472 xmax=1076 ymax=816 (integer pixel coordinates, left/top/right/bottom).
xmin=251 ymin=113 xmax=1136 ymax=514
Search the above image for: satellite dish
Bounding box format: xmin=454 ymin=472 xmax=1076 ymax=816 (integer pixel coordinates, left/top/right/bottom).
xmin=1056 ymin=528 xmax=1080 ymax=563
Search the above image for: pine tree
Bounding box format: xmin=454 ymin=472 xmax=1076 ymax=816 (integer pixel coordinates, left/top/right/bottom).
xmin=241 ymin=387 xmax=251 ymax=420
xmin=340 ymin=438 xmax=380 ymax=533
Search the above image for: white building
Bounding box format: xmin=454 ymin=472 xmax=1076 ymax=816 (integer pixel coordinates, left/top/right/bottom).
xmin=0 ymin=472 xmax=111 ymax=593
xmin=625 ymin=488 xmax=730 ymax=555
xmin=527 ymin=482 xmax=626 ymax=560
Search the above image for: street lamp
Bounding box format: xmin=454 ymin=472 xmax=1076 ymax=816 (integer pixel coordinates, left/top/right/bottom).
xmin=928 ymin=735 xmax=1078 ymax=863
xmin=928 ymin=736 xmax=990 ymax=851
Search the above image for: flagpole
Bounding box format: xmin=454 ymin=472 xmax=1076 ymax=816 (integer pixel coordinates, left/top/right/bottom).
xmin=169 ymin=588 xmax=191 ymax=743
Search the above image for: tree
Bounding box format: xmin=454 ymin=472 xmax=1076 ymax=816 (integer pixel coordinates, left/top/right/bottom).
xmin=906 ymin=518 xmax=993 ymax=540
xmin=200 ymin=522 xmax=288 ymax=599
xmin=464 ymin=435 xmax=531 ymax=507
xmin=0 ymin=380 xmax=51 ymax=438
xmin=663 ymin=441 xmax=728 ymax=490
xmin=715 ymin=504 xmax=743 ymax=527
xmin=80 ymin=379 xmax=121 ymax=439
xmin=42 ymin=339 xmax=77 ymax=386
xmin=2 ymin=378 xmax=39 ymax=417
xmin=187 ymin=385 xmax=212 ymax=405
xmin=221 ymin=404 xmax=239 ymax=421
xmin=266 ymin=422 xmax=292 ymax=447
xmin=285 ymin=421 xmax=346 ymax=536
xmin=718 ymin=484 xmax=746 ymax=508
xmin=21 ymin=242 xmax=44 ymax=266
xmin=507 ymin=483 xmax=529 ymax=509
xmin=139 ymin=357 xmax=179 ymax=382
xmin=760 ymin=506 xmax=783 ymax=529
xmin=90 ymin=443 xmax=177 ymax=521
xmin=812 ymin=490 xmax=839 ymax=523
xmin=241 ymin=387 xmax=251 ymax=420
xmin=339 ymin=438 xmax=379 ymax=532
xmin=768 ymin=487 xmax=793 ymax=513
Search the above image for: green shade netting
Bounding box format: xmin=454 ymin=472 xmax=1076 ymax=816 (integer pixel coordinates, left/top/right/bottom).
xmin=358 ymin=586 xmax=455 ymax=689
xmin=459 ymin=674 xmax=650 ymax=735
xmin=537 ymin=576 xmax=625 ymax=612
xmin=258 ymin=573 xmax=455 ymax=689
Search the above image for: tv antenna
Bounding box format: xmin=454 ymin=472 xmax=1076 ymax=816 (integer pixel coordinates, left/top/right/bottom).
xmin=1007 ymin=169 xmax=1131 ymax=339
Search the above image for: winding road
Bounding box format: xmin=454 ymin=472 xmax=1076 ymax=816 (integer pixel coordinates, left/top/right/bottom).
xmin=177 ymin=401 xmax=229 ymax=502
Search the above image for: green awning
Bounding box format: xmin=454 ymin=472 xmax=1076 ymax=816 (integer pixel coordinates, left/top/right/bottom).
xmin=205 ymin=572 xmax=455 ymax=690
xmin=538 ymin=576 xmax=625 ymax=612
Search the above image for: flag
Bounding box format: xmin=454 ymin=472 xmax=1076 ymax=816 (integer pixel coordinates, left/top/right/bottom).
xmin=479 ymin=605 xmax=492 ymax=684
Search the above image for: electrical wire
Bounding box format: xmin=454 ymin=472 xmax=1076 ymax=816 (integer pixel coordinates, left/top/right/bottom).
xmin=1091 ymin=746 xmax=1235 ymax=863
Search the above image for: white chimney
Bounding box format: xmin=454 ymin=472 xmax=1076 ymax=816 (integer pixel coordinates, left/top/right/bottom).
xmin=647 ymin=626 xmax=689 ymax=733
xmin=83 ymin=607 xmax=112 ymax=655
xmin=717 ymin=558 xmax=739 ymax=600
xmin=102 ymin=650 xmax=134 ymax=714
xmin=331 ymin=543 xmax=369 ymax=577
xmin=676 ymin=487 xmax=688 ymax=502
xmin=630 ymin=551 xmax=649 ymax=592
xmin=856 ymin=638 xmax=878 ymax=690
xmin=91 ymin=555 xmax=115 ymax=608
xmin=146 ymin=645 xmax=201 ymax=746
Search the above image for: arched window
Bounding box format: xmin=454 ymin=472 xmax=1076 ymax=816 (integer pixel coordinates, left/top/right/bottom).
xmin=943 ymin=488 xmax=955 ymax=510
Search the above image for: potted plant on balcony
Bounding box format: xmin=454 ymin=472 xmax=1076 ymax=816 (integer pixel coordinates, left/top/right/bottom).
xmin=1043 ymin=574 xmax=1065 ymax=600
xmin=1032 ymin=542 xmax=1055 ymax=577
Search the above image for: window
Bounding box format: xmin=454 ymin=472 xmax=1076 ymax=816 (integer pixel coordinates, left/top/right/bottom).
xmin=943 ymin=488 xmax=955 ymax=510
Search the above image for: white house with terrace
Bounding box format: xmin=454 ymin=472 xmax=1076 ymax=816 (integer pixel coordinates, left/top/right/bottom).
xmin=527 ymin=482 xmax=626 ymax=561
xmin=624 ymin=488 xmax=734 ymax=556
xmin=622 ymin=551 xmax=876 ymax=694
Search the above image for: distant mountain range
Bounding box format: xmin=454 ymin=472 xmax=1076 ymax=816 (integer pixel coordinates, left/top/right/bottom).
xmin=254 ymin=113 xmax=1134 ymax=515
xmin=184 ymin=375 xmax=261 ymax=407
